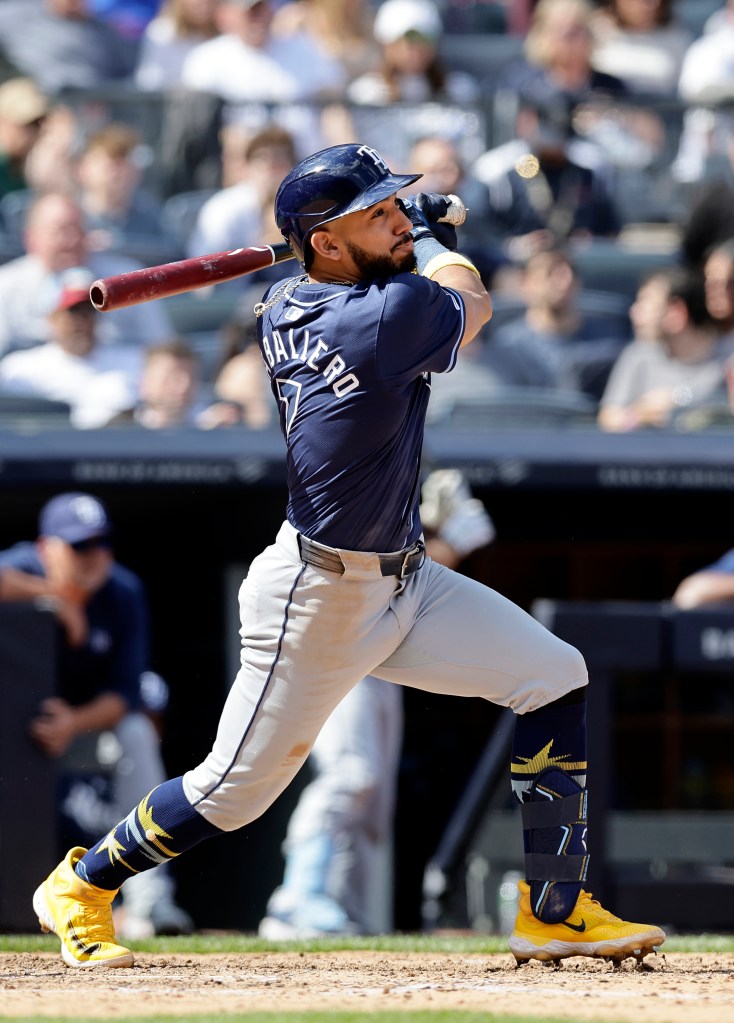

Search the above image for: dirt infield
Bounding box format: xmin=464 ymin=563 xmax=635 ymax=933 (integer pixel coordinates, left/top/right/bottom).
xmin=1 ymin=951 xmax=733 ymax=1021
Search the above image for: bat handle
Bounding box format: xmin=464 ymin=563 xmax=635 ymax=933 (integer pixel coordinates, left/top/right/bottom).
xmin=440 ymin=195 xmax=467 ymax=227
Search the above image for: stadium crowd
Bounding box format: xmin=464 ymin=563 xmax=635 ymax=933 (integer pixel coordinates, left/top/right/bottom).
xmin=0 ymin=0 xmax=733 ymax=432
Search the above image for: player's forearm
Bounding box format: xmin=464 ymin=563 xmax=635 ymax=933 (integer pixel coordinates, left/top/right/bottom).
xmin=0 ymin=566 xmax=57 ymax=603
xmin=0 ymin=566 xmax=88 ymax=607
xmin=672 ymin=572 xmax=734 ymax=609
xmin=72 ymin=693 xmax=129 ymax=735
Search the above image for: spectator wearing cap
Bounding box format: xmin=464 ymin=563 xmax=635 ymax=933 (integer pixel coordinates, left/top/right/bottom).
xmin=0 ymin=191 xmax=173 ymax=356
xmin=180 ymin=0 xmax=347 ymax=103
xmin=0 ymin=266 xmax=143 ymax=428
xmin=0 ymin=491 xmax=194 ymax=939
xmin=0 ymin=77 xmax=49 ymax=201
xmin=0 ymin=0 xmax=136 ymax=96
xmin=347 ymin=0 xmax=480 ymax=106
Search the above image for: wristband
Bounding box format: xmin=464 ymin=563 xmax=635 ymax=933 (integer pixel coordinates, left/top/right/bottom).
xmin=422 ymin=251 xmax=481 ymax=280
xmin=412 ymin=233 xmax=451 ymax=273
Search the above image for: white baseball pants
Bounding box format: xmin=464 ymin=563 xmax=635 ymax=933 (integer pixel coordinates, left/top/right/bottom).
xmin=183 ymin=520 xmax=587 ymax=831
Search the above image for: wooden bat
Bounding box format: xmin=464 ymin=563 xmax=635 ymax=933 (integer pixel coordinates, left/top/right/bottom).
xmin=89 ymin=242 xmax=296 ymax=312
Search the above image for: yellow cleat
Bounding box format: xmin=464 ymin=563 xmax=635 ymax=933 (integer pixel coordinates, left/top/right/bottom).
xmin=33 ymin=847 xmax=134 ymax=968
xmin=509 ymin=881 xmax=666 ymax=965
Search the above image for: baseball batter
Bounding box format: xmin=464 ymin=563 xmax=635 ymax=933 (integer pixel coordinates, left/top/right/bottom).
xmin=33 ymin=143 xmax=665 ymax=969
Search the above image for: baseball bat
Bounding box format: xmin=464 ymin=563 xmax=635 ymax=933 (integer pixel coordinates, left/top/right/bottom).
xmin=89 ymin=242 xmax=296 ymax=312
xmin=89 ymin=196 xmax=468 ymax=312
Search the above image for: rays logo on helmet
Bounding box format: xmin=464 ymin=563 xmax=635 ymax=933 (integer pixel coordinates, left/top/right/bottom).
xmin=356 ymin=145 xmax=390 ymax=174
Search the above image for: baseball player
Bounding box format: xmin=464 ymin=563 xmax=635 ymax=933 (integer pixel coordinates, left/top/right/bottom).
xmin=33 ymin=143 xmax=665 ymax=968
xmin=258 ymin=469 xmax=496 ymax=938
xmin=2 ymin=492 xmax=192 ymax=938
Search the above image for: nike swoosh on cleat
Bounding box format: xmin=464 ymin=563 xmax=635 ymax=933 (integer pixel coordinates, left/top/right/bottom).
xmin=564 ymin=919 xmax=587 ymax=933
xmin=67 ymin=919 xmax=102 ymax=958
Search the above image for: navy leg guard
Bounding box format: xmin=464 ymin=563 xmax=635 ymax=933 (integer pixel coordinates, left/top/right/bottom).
xmin=521 ymin=767 xmax=589 ymax=924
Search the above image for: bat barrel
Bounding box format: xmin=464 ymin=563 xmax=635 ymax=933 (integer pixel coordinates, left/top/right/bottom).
xmin=89 ymin=242 xmax=295 ymax=312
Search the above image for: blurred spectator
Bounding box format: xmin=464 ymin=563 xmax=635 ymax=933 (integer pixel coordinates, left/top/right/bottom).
xmin=90 ymin=0 xmax=163 ymax=39
xmin=0 ymin=0 xmax=136 ymax=95
xmin=678 ymin=0 xmax=734 ymax=105
xmin=678 ymin=134 xmax=734 ymax=268
xmin=482 ymin=246 xmax=630 ymax=398
xmin=589 ymin=0 xmax=693 ymax=97
xmin=407 ymin=135 xmax=491 ymax=233
xmin=180 ymin=0 xmax=347 ymax=103
xmin=471 ymin=94 xmax=621 ymax=261
xmin=405 ymin=135 xmax=499 ymax=282
xmin=131 ymin=338 xmax=242 ymax=428
xmin=73 ymin=123 xmax=179 ymax=260
xmin=703 ymin=238 xmax=734 ymax=341
xmin=23 ymin=104 xmax=79 ymax=196
xmin=598 ymin=266 xmax=732 ymax=431
xmin=347 ymin=0 xmax=480 ymax=106
xmin=135 ymin=0 xmax=221 ymax=90
xmin=271 ymin=0 xmax=379 ymax=82
xmin=211 ymin=309 xmax=275 ymax=427
xmin=673 ymin=1 xmax=734 ymax=187
xmin=0 ymin=192 xmax=173 ymax=355
xmin=187 ymin=124 xmax=296 ymax=262
xmin=497 ymin=0 xmax=664 ymax=173
xmin=0 ymin=267 xmax=142 ymax=428
xmin=0 ymin=78 xmax=50 ymax=201
xmin=501 ymin=0 xmax=628 ymax=112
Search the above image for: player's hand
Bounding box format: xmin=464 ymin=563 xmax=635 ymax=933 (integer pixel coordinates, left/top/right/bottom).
xmin=400 ymin=193 xmax=459 ymax=251
xmin=29 ymin=697 xmax=78 ymax=758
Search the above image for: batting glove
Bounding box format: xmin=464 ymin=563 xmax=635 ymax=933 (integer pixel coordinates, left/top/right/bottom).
xmin=400 ymin=193 xmax=459 ymax=251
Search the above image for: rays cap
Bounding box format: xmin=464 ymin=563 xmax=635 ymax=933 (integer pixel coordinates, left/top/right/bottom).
xmin=39 ymin=492 xmax=112 ymax=545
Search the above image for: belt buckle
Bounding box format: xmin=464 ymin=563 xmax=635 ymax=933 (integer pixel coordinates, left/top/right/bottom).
xmin=400 ymin=540 xmax=425 ymax=579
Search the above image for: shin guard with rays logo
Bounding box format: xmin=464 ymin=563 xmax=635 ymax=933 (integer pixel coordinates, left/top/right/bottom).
xmin=521 ymin=767 xmax=589 ymax=923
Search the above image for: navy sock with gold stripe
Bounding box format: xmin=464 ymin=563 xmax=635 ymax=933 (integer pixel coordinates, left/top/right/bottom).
xmin=511 ymin=687 xmax=589 ymax=923
xmin=74 ymin=778 xmax=222 ymax=891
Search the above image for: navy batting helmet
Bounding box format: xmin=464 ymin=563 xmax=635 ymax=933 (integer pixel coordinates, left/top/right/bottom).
xmin=275 ymin=143 xmax=421 ymax=266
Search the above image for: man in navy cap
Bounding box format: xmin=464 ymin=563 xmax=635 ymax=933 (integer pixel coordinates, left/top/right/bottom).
xmin=0 ymin=491 xmax=193 ymax=937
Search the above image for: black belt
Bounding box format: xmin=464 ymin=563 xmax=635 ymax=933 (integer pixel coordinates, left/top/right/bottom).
xmin=298 ymin=534 xmax=426 ymax=579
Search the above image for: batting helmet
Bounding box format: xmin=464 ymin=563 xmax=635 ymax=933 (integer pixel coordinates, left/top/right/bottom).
xmin=275 ymin=143 xmax=422 ymax=266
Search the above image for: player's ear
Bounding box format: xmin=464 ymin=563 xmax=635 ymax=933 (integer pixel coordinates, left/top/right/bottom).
xmin=309 ymin=228 xmax=343 ymax=264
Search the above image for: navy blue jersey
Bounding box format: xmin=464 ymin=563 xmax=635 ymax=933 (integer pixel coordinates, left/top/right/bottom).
xmin=0 ymin=543 xmax=148 ymax=709
xmin=257 ymin=271 xmax=465 ymax=551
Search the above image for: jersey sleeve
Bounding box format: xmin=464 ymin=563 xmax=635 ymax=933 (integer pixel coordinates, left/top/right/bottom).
xmin=0 ymin=542 xmax=43 ymax=576
xmin=375 ymin=274 xmax=466 ymax=384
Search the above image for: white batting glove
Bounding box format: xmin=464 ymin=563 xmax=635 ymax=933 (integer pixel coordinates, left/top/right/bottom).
xmin=420 ymin=469 xmax=496 ymax=558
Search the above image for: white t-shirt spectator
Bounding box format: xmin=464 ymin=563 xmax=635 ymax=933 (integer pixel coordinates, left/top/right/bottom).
xmin=0 ymin=342 xmax=142 ymax=428
xmin=181 ymin=31 xmax=346 ymax=103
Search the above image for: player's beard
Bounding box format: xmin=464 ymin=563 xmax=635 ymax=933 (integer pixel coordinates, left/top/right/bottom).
xmin=345 ymin=236 xmax=416 ymax=279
